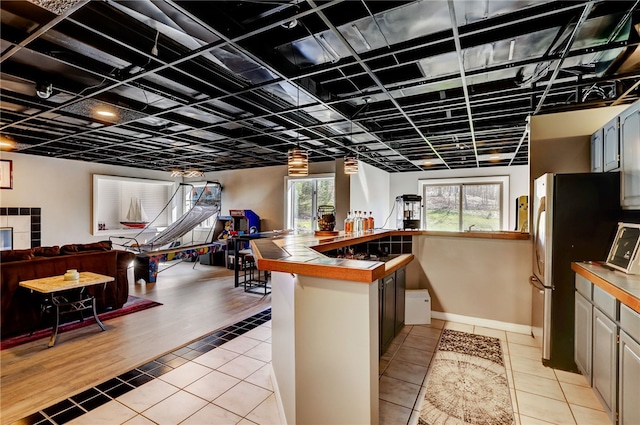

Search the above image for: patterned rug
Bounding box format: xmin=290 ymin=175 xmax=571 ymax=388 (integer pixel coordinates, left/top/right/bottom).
xmin=418 ymin=329 xmax=514 ymax=425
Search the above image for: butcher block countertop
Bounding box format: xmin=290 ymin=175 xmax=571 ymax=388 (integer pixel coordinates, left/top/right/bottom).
xmin=252 ymin=230 xmax=415 ymax=283
xmin=572 ymin=261 xmax=640 ymax=314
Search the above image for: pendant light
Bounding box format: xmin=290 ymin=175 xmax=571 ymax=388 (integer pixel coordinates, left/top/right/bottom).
xmin=344 ymin=113 xmax=358 ymax=175
xmin=288 ymin=82 xmax=308 ymax=176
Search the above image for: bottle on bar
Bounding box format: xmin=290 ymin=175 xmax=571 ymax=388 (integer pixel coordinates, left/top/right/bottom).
xmin=368 ymin=211 xmax=374 ymax=231
xmin=344 ymin=211 xmax=352 ymax=233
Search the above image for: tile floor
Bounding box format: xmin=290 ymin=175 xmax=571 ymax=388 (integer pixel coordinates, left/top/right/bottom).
xmin=13 ymin=311 xmax=609 ymax=425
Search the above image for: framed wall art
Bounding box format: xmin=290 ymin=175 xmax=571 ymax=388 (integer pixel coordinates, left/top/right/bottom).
xmin=0 ymin=160 xmax=12 ymax=189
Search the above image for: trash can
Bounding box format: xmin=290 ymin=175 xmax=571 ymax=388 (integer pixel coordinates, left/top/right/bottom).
xmin=405 ymin=289 xmax=431 ymax=325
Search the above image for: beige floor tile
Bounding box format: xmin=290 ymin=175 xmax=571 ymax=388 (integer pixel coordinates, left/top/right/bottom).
xmin=383 ymin=358 xmax=429 ymax=385
xmin=401 ymin=334 xmax=439 ymax=352
xmin=560 ymin=382 xmax=604 ymax=411
xmin=180 ymin=403 xmax=242 ymax=425
xmin=408 ymin=408 xmax=421 ymax=425
xmin=244 ymin=341 xmax=272 ymax=362
xmin=379 ymin=375 xmax=422 ymax=409
xmin=242 ymin=326 xmax=272 ymax=341
xmin=408 ymin=326 xmax=442 ymax=340
xmin=393 ymin=345 xmax=434 ymax=367
xmin=379 ymin=399 xmax=413 ymax=425
xmin=219 ymin=336 xmax=261 ymax=354
xmin=117 ymin=379 xmax=179 ymax=412
xmin=516 ymin=390 xmax=576 ymax=425
xmin=443 ymin=322 xmax=474 ymax=333
xmin=237 ymin=419 xmax=257 ymax=425
xmin=158 ymin=362 xmax=212 ymax=388
xmin=379 ymin=357 xmax=391 ymax=375
xmin=474 ymin=326 xmax=507 ymax=340
xmin=428 ymin=319 xmax=445 ymax=329
xmin=512 ymin=371 xmax=565 ymax=401
xmin=213 ymin=381 xmax=271 ymax=417
xmin=261 ymin=320 xmax=271 ymax=328
xmin=217 ymin=355 xmax=266 ymax=380
xmin=507 ymin=367 xmax=515 ymax=389
xmin=519 ymin=414 xmax=556 ymax=424
xmin=122 ymin=414 xmax=157 ymax=425
xmin=507 ymin=332 xmax=537 ymax=347
xmin=554 ymin=369 xmax=590 ymax=387
xmin=193 ymin=348 xmax=240 ymax=369
xmin=510 ymin=356 xmax=557 ymax=380
xmin=67 ymin=400 xmax=137 ymax=425
xmin=183 ymin=370 xmax=241 ymax=402
xmin=570 ymin=404 xmax=611 ymax=425
xmin=245 ymin=394 xmax=283 ymax=425
xmin=509 ymin=342 xmax=543 ymax=361
xmin=244 ymin=364 xmax=274 ymax=391
xmin=142 ymin=391 xmax=208 ymax=425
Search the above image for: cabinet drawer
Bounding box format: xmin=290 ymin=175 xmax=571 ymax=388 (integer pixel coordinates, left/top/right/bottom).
xmin=575 ymin=274 xmax=592 ymax=299
xmin=620 ymin=304 xmax=640 ymax=344
xmin=593 ymin=285 xmax=617 ymax=320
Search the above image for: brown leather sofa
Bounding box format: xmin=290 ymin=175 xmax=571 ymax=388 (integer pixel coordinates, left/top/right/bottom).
xmin=1 ymin=242 xmax=135 ymax=338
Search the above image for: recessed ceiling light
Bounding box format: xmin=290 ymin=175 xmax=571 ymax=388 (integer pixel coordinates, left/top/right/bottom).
xmin=96 ymin=110 xmax=116 ymax=117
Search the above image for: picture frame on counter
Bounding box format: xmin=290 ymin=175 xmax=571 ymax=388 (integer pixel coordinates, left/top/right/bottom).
xmin=605 ymin=222 xmax=640 ymax=275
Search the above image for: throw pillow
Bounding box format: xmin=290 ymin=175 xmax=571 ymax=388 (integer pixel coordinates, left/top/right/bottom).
xmin=33 ymin=246 xmax=61 ymax=257
xmin=79 ymin=241 xmax=112 ymax=251
xmin=60 ymin=244 xmax=80 ymax=255
xmin=0 ymin=248 xmax=35 ymax=262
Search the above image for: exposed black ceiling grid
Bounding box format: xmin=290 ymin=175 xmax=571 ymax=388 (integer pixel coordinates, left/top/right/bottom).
xmin=1 ymin=0 xmax=639 ymax=173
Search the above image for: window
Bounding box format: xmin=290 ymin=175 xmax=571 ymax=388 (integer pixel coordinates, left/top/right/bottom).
xmin=419 ymin=176 xmax=509 ymax=231
xmin=286 ymin=174 xmax=335 ymax=231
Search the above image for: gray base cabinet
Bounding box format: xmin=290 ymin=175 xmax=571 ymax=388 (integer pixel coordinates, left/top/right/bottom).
xmin=575 ymin=291 xmax=593 ymax=384
xmin=574 ymin=273 xmax=640 ymax=425
xmin=619 ymin=331 xmax=640 ymax=425
xmin=379 ymin=267 xmax=406 ymax=356
xmin=593 ymin=308 xmax=617 ymax=422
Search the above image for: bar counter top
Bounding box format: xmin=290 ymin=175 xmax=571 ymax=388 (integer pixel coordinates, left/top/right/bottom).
xmin=572 ymin=261 xmax=640 ymax=314
xmin=252 ymin=229 xmax=527 ymax=283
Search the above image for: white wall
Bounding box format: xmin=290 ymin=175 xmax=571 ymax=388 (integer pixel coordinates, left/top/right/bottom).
xmin=0 ymin=152 xmax=180 ymax=246
xmin=350 ymin=160 xmax=391 ymax=229
xmin=389 ymin=165 xmax=529 ymax=231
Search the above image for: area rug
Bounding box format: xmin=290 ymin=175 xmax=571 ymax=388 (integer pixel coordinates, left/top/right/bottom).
xmin=1 ymin=295 xmax=162 ymax=350
xmin=418 ymin=329 xmax=514 ymax=425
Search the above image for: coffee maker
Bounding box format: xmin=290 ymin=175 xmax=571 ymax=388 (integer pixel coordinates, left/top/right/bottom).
xmin=396 ymin=194 xmax=422 ymax=230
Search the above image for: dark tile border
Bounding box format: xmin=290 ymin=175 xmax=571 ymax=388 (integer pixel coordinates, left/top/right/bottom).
xmin=11 ymin=308 xmax=271 ymax=425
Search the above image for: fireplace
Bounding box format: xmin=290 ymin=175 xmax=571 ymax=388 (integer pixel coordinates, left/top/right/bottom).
xmin=0 ymin=207 xmax=40 ymax=249
xmin=0 ymin=227 xmax=12 ymax=250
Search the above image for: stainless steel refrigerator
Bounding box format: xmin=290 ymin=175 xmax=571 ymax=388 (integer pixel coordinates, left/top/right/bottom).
xmin=530 ymin=172 xmax=620 ymax=372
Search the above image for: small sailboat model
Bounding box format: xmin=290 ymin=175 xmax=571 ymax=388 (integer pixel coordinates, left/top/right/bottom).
xmin=120 ymin=197 xmax=149 ymax=228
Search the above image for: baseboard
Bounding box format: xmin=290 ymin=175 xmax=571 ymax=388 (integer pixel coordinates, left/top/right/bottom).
xmin=269 ymin=364 xmax=288 ymax=425
xmin=430 ymin=311 xmax=532 ymax=335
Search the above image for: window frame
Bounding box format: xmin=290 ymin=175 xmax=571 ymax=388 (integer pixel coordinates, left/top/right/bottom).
xmin=285 ymin=173 xmax=335 ymax=231
xmin=418 ymin=175 xmax=509 ymax=231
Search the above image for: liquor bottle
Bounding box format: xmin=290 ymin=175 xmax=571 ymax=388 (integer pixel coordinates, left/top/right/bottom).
xmin=362 ymin=210 xmax=369 ymax=231
xmin=368 ymin=211 xmax=374 ymax=231
xmin=344 ymin=211 xmax=352 ymax=233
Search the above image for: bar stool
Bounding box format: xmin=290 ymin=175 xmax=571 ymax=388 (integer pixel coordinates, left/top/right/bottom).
xmin=241 ymin=251 xmax=270 ymax=295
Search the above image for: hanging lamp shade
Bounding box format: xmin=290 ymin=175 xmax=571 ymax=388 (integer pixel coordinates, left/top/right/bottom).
xmin=288 ymin=147 xmax=309 ymax=176
xmin=344 ymin=155 xmax=358 ymax=174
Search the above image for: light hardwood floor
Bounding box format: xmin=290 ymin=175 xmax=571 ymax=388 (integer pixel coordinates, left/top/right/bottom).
xmin=0 ymin=261 xmax=271 ymax=425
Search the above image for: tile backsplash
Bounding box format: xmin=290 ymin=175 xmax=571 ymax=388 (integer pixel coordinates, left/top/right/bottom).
xmin=0 ymin=207 xmax=41 ymax=249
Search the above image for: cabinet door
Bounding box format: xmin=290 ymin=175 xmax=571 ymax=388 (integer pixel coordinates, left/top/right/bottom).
xmin=619 ymin=331 xmax=640 ymax=425
xmin=620 ymin=103 xmax=640 ymax=208
xmin=603 ymin=117 xmax=620 ymax=172
xmin=592 ymin=308 xmax=617 ymax=422
xmin=591 ymin=129 xmax=604 ymax=173
xmin=575 ymin=291 xmax=593 ymax=384
xmin=395 ymin=267 xmax=406 ymax=333
xmin=381 ymin=275 xmax=396 ymax=353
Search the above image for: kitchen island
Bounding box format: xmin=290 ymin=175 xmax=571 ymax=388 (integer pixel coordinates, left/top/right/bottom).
xmin=252 ymin=230 xmax=412 ymax=425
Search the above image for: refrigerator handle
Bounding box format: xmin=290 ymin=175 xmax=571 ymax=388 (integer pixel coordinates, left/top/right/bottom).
xmin=529 ymin=275 xmax=545 ymax=292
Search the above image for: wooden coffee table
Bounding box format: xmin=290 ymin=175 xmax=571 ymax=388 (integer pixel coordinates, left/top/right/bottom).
xmin=19 ymin=272 xmax=115 ymax=347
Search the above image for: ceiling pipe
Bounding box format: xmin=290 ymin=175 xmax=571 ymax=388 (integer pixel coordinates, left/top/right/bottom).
xmin=447 ymin=0 xmax=479 ymax=168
